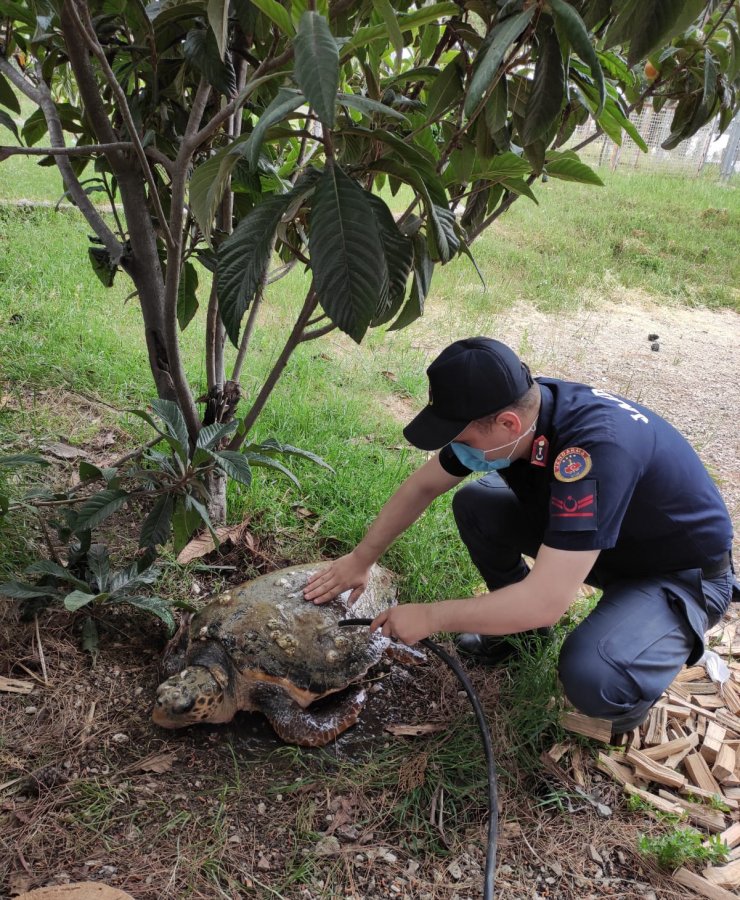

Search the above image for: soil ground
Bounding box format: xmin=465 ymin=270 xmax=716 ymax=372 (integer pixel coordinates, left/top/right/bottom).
xmin=1 ymin=296 xmax=738 ymax=900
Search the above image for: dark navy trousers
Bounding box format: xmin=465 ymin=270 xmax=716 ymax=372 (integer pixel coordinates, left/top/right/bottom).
xmin=452 ymin=474 xmax=734 ymax=731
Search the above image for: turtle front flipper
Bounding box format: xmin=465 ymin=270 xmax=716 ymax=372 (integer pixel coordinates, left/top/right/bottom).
xmin=255 ymin=684 xmax=367 ymax=747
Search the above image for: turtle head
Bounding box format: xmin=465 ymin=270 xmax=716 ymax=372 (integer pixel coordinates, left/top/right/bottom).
xmin=153 ymin=664 xmax=236 ymax=728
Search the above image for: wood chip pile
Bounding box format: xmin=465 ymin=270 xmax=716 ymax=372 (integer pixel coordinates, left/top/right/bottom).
xmin=554 ymin=607 xmax=740 ymax=899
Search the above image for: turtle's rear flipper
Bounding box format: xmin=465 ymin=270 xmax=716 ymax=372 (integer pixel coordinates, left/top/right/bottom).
xmin=255 ymin=684 xmax=367 ymax=747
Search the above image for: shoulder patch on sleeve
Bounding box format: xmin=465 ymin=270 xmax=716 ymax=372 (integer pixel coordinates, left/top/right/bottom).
xmin=553 ymin=446 xmax=592 ymax=482
xmin=550 ymin=480 xmax=598 ymax=532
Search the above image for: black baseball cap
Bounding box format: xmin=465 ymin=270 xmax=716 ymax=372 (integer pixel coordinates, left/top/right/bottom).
xmin=403 ymin=337 xmax=534 ymax=450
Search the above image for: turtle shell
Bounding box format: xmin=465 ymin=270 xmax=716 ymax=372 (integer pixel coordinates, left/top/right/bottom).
xmin=185 ymin=563 xmax=396 ymax=700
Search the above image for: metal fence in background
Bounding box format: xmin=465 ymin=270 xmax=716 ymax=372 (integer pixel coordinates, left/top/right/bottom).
xmin=568 ymin=105 xmax=740 ymax=180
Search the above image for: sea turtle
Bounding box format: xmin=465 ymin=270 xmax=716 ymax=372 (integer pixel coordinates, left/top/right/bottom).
xmin=152 ymin=563 xmax=423 ymax=746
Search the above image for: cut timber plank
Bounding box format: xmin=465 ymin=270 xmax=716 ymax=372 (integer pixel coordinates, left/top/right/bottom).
xmin=626 ymin=748 xmax=686 ymax=789
xmin=701 ymin=722 xmax=727 ymax=765
xmin=666 ymin=692 xmax=719 ymax=721
xmin=623 ymin=784 xmax=686 ymax=816
xmin=674 ymin=866 xmax=739 ymax=899
xmin=644 ymin=705 xmax=667 ymax=745
xmin=718 ymin=822 xmax=740 ymax=850
xmin=713 ymin=744 xmax=738 ymax=783
xmin=695 ymin=694 xmax=727 ymax=710
xmin=685 ymin=752 xmax=723 ymax=795
xmin=714 ymin=710 xmax=740 ymax=737
xmin=690 ymin=683 xmax=723 ymax=695
xmin=560 ymin=711 xmax=612 ymax=743
xmin=597 ymin=753 xmax=644 ymax=788
xmin=657 ymin=791 xmax=727 ymax=833
xmin=641 ymin=733 xmax=699 ymax=762
xmin=0 ymin=676 xmax=34 ymax=694
xmin=678 ymin=784 xmax=738 ymax=811
xmin=677 ymin=666 xmax=712 ymax=682
xmin=702 ymin=859 xmax=740 ymax=889
xmin=662 ymin=703 xmax=692 ymax=721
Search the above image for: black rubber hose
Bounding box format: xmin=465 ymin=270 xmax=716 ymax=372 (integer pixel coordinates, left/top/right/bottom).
xmin=339 ymin=618 xmax=498 ymax=900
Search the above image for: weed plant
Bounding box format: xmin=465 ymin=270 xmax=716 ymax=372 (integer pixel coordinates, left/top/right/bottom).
xmin=637 ymin=826 xmax=729 ymax=870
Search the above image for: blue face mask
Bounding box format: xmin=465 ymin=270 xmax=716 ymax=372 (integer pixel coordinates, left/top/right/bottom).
xmin=450 ymin=420 xmax=537 ymax=473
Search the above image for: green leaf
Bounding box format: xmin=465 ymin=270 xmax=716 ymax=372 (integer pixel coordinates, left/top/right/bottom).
xmin=217 ymin=191 xmax=296 ymax=346
xmin=0 ymin=72 xmax=21 ymax=114
xmin=139 ymin=493 xmax=174 ymax=548
xmin=625 ymin=0 xmax=686 ymax=68
xmin=0 ymin=581 xmax=56 ymax=600
xmin=88 ymin=246 xmax=117 ymax=288
xmin=294 ymin=11 xmax=339 ymax=128
xmin=21 ymin=107 xmax=48 ymax=146
xmin=254 ymin=438 xmax=334 ymax=471
xmin=189 ymin=147 xmax=240 ymax=245
xmin=365 ymin=192 xmax=414 ymax=325
xmin=177 ymin=260 xmax=199 ymax=330
xmin=521 ymin=25 xmax=565 ymax=147
xmin=249 ymin=0 xmax=295 ymax=36
xmin=196 ymin=420 xmax=239 ymax=449
xmin=484 ymin=77 xmax=509 ymax=136
xmin=243 ymin=452 xmax=300 ymax=487
xmin=0 ymin=110 xmax=20 ymax=143
xmin=25 ymin=560 xmax=89 ymax=590
xmin=551 ymin=0 xmax=605 ymax=115
xmin=472 ymin=150 xmax=531 ymax=182
xmin=187 ymin=495 xmax=220 ymax=543
xmin=87 ymin=543 xmax=110 ymax=593
xmin=0 ymin=453 xmax=49 ymax=468
xmin=247 ymin=88 xmax=306 ymax=169
xmin=74 ymin=489 xmax=129 ymax=532
xmin=501 ymin=177 xmax=538 ymax=203
xmin=151 ymin=399 xmax=190 ymax=460
xmin=426 ymin=57 xmax=463 ymax=122
xmin=210 ymin=450 xmax=253 ymax=486
xmin=172 ymin=498 xmax=203 ymax=554
xmin=207 ymin=0 xmax=228 ymax=58
xmin=465 ymin=8 xmax=535 ymax=118
xmin=342 ymin=3 xmax=458 ymax=59
xmin=545 ymin=152 xmax=604 ymax=185
xmin=375 ymin=0 xmax=404 ymax=70
xmin=123 ymin=596 xmax=176 ymax=635
xmin=79 ymin=460 xmax=103 ymax=481
xmin=183 ymin=27 xmax=236 ymax=97
xmin=427 ymin=204 xmax=460 ymax=265
xmin=389 ymin=233 xmax=432 ymax=331
xmin=63 ymin=589 xmax=98 ymax=612
xmin=337 ymin=92 xmax=408 ymax=121
xmin=308 ymin=165 xmax=388 ymax=344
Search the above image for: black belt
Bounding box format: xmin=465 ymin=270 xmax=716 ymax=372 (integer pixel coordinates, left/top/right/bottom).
xmin=701 ymin=551 xmax=732 ymax=580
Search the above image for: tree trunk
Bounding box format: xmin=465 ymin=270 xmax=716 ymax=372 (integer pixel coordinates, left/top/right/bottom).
xmin=205 ymin=469 xmax=227 ymax=525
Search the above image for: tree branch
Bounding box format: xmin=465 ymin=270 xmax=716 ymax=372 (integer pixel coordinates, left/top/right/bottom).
xmin=0 ymin=141 xmax=135 ymax=157
xmin=0 ymin=56 xmax=122 ymax=261
xmin=301 ymin=322 xmax=336 ymax=342
xmin=67 ymin=0 xmax=175 ymax=249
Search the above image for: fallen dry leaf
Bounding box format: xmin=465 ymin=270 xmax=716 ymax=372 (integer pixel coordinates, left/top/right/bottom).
xmin=122 ymin=751 xmax=178 ymax=774
xmin=176 ymin=521 xmax=255 ymax=564
xmin=384 ymin=723 xmax=446 ymax=737
xmin=42 ymin=442 xmax=89 ymax=460
xmin=291 ymin=504 xmax=317 ymax=520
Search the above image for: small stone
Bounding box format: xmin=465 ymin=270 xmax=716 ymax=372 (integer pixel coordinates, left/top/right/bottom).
xmin=647 ymin=333 xmax=659 ymax=341
xmin=650 ymin=341 xmax=660 ymax=351
xmin=314 ymin=835 xmax=341 ymax=857
xmin=99 ymin=865 xmax=118 ymax=876
xmin=24 ymin=706 xmax=38 ymax=715
xmin=549 ymin=862 xmax=563 ymax=877
xmin=111 ymin=733 xmax=128 ymax=744
xmin=380 ymin=849 xmax=398 ymax=864
xmin=257 ymin=802 xmax=266 ymax=814
xmin=499 ymin=864 xmax=514 ymax=876
xmin=257 ymin=855 xmax=271 ymax=870
xmin=447 ymin=861 xmax=462 ymax=880
xmin=588 ymin=845 xmax=603 ymax=865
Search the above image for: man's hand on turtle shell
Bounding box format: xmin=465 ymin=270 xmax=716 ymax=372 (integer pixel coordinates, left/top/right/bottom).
xmin=303 ymin=552 xmax=371 ymax=605
xmin=370 ymin=603 xmax=436 ymax=646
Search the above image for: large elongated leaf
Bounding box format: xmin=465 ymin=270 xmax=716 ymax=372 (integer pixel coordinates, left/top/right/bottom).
xmin=123 ymin=596 xmax=175 ymax=635
xmin=64 ymin=589 xmax=99 ymax=612
xmin=87 ymin=544 xmax=111 ymax=593
xmin=427 ymin=204 xmax=460 ymax=265
xmin=207 ymin=0 xmax=228 ymax=58
xmin=0 ymin=453 xmax=49 ymax=467
xmin=484 ymin=77 xmax=508 ymax=136
xmin=217 ymin=191 xmax=297 ymax=346
xmin=24 ymin=560 xmax=89 ymax=590
xmin=472 ymin=150 xmax=531 ymax=182
xmin=75 ymin=489 xmax=129 ymax=532
xmin=139 ymin=493 xmax=174 ymax=548
xmin=151 ymin=399 xmax=190 ymax=458
xmin=177 ymin=260 xmax=199 ymax=330
xmin=309 ymin=166 xmax=388 ymax=343
xmin=254 ymin=439 xmax=334 ymax=471
xmin=544 ymin=152 xmax=604 ymax=185
xmin=249 ymin=0 xmax=295 ymax=35
xmin=242 ymin=452 xmax=301 ymax=487
xmin=196 ymin=420 xmax=239 ymax=449
xmin=209 ymin=450 xmax=253 ymax=486
xmin=0 ymin=581 xmax=56 ymax=600
xmin=426 ymin=58 xmax=462 ymax=121
xmin=551 ymin=0 xmax=605 ymax=115
xmin=0 ymin=72 xmax=21 ymax=114
xmin=188 ymin=149 xmax=237 ymax=246
xmin=183 ymin=27 xmax=236 ymax=97
xmin=389 ymin=233 xmax=433 ymax=331
xmin=247 ymin=89 xmax=306 ymax=169
xmin=465 ymin=8 xmax=535 ymax=118
xmin=342 ymin=3 xmax=459 ymax=58
xmin=365 ymin=192 xmax=414 ymax=324
xmin=337 ymin=93 xmax=408 ymax=121
xmin=521 ymin=25 xmax=565 ymax=147
xmin=294 ymin=11 xmax=339 ymax=127
xmin=625 ymin=0 xmax=686 ymax=67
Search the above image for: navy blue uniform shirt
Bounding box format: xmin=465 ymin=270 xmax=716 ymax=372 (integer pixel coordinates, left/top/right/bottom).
xmin=439 ymin=377 xmax=733 ymax=576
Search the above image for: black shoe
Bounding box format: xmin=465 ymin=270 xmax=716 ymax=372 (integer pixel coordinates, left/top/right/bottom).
xmin=455 ymin=628 xmax=552 ymax=666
